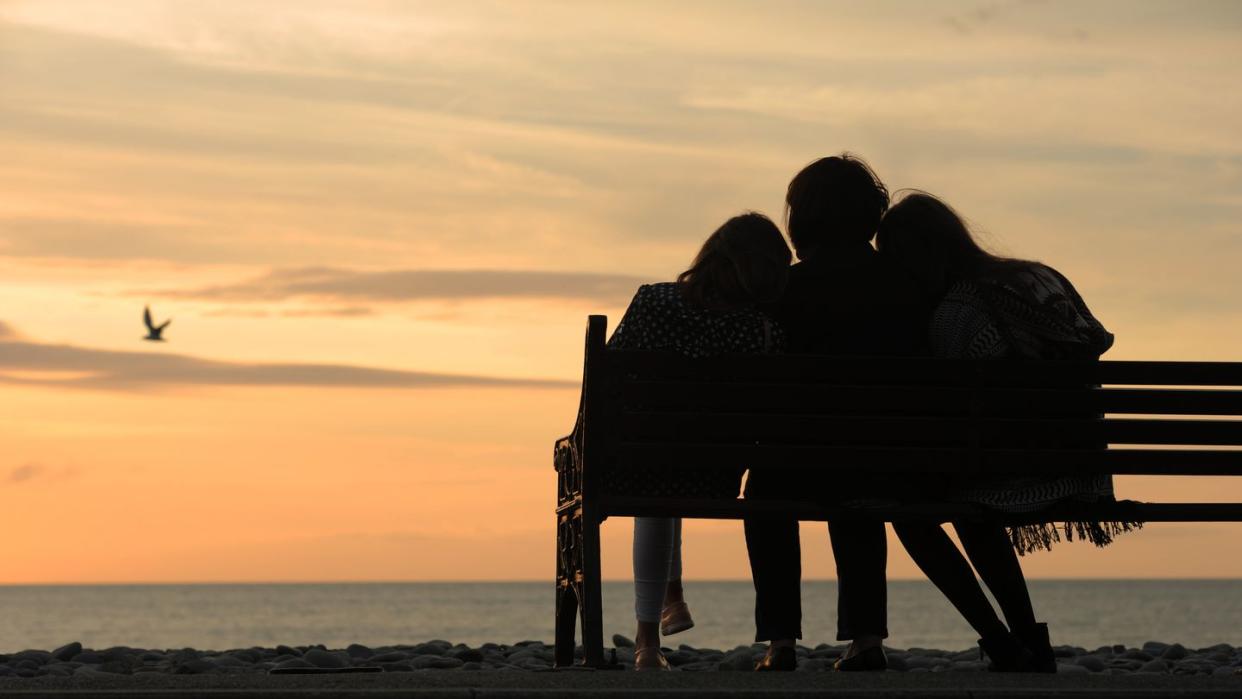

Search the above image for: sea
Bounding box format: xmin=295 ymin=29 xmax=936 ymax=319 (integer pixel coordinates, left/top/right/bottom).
xmin=2 ymin=580 xmax=1240 ymax=654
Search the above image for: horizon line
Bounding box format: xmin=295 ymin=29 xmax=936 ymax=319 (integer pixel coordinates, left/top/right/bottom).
xmin=4 ymin=576 xmax=1242 ymax=587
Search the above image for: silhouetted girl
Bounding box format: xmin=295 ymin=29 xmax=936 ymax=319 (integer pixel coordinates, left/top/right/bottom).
xmin=607 ymin=212 xmax=791 ymax=670
xmin=876 ymin=191 xmax=1137 ymax=672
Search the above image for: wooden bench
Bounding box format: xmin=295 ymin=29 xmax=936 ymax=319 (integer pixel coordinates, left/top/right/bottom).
xmin=553 ymin=315 xmax=1242 ymax=667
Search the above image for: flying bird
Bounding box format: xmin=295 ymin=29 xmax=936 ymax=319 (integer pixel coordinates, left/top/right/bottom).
xmin=143 ymin=306 xmax=171 ymax=342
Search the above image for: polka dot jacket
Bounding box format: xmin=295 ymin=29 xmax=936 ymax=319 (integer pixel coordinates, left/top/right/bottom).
xmin=607 ymin=282 xmax=786 ymax=357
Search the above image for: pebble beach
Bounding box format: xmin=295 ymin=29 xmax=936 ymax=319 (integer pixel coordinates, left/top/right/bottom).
xmin=3 ymin=638 xmax=1241 ymax=678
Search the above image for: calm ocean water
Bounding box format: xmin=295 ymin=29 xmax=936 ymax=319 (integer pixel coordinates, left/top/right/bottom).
xmin=1 ymin=580 xmax=1239 ymax=654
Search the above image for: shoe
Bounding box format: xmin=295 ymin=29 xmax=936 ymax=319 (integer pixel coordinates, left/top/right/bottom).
xmin=754 ymin=645 xmax=797 ymax=672
xmin=1013 ymin=622 xmax=1057 ymax=673
xmin=833 ymin=644 xmax=887 ymax=672
xmin=660 ymin=601 xmax=695 ymax=636
xmin=978 ymin=631 xmax=1036 ymax=672
xmin=633 ymin=647 xmax=669 ymax=671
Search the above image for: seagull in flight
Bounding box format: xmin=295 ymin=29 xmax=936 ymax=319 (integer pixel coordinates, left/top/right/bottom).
xmin=143 ymin=306 xmax=171 ymax=342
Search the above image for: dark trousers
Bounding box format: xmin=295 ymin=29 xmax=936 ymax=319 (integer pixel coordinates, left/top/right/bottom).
xmin=892 ymin=521 xmax=1036 ymax=638
xmin=743 ymin=471 xmax=889 ymax=642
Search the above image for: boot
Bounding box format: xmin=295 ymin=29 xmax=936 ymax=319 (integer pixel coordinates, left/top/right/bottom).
xmin=1013 ymin=622 xmax=1057 ymax=673
xmin=754 ymin=646 xmax=797 ymax=672
xmin=833 ymin=644 xmax=888 ymax=672
xmin=978 ymin=631 xmax=1035 ymax=672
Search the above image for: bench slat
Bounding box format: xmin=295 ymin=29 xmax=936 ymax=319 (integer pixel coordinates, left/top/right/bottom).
xmin=613 ymin=443 xmax=1242 ymax=475
xmin=621 ymin=382 xmax=1084 ymax=416
xmin=1106 ymin=418 xmax=1242 ymax=445
xmin=612 ymin=352 xmax=997 ymax=384
xmin=1099 ymin=388 xmax=1242 ymax=415
xmin=1097 ymin=361 xmax=1242 ymax=386
xmin=610 ymin=353 xmax=1242 ymax=387
xmin=600 ymin=496 xmax=1242 ymax=523
xmin=620 ymin=383 xmax=1242 ymax=417
xmin=618 ymin=413 xmax=1242 ymax=446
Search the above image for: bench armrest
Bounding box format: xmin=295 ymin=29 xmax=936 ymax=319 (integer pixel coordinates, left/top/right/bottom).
xmin=554 ymin=409 xmax=584 ymax=508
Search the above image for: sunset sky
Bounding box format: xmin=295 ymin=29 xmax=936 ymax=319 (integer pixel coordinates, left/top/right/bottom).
xmin=2 ymin=0 xmax=1241 ymax=583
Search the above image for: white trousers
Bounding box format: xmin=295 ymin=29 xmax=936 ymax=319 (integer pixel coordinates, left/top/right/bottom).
xmin=633 ymin=516 xmax=682 ymax=623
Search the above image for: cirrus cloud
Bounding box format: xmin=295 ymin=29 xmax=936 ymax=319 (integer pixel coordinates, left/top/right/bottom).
xmin=0 ymin=324 xmax=574 ymax=392
xmin=142 ymin=267 xmax=648 ymax=306
xmin=8 ymin=463 xmax=44 ymax=484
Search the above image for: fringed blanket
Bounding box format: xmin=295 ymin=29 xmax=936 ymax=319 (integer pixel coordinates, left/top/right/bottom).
xmin=930 ymin=262 xmax=1142 ymax=555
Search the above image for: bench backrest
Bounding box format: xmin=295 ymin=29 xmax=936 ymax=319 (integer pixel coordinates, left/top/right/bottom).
xmin=575 ymin=316 xmax=1242 ymax=503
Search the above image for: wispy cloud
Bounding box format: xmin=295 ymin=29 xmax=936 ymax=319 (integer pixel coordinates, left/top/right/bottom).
xmin=945 ymin=0 xmax=1051 ymax=35
xmin=4 ymin=462 xmax=77 ymax=485
xmin=143 ymin=267 xmax=647 ymax=306
xmin=202 ymin=306 xmax=375 ymax=318
xmin=0 ymin=331 xmax=574 ymax=392
xmin=8 ymin=463 xmax=44 ymax=484
xmin=279 ymin=306 xmax=373 ymax=318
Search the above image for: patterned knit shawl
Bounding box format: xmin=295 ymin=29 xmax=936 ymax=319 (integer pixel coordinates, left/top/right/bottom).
xmin=932 ymin=262 xmax=1114 ymax=361
xmin=931 ymin=262 xmax=1139 ymax=554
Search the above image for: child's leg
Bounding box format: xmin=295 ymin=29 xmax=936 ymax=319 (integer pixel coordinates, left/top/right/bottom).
xmin=634 ymin=517 xmax=676 ymax=649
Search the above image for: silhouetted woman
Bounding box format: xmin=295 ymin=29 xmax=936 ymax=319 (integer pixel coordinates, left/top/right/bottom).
xmin=875 ymin=192 xmax=1138 ymax=672
xmin=608 ymin=212 xmax=792 ymax=670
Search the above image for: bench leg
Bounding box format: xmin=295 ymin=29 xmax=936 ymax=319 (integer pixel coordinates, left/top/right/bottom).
xmin=554 ymin=511 xmax=579 ymax=667
xmin=579 ymin=508 xmax=606 ymax=667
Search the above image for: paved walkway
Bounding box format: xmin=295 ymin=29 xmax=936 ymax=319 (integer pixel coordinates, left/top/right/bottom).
xmin=1 ymin=671 xmax=1241 ymax=698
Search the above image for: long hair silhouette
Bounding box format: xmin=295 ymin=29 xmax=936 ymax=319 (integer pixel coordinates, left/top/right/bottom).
xmin=876 ymin=191 xmax=1023 ymax=297
xmin=677 ymin=212 xmax=791 ymax=310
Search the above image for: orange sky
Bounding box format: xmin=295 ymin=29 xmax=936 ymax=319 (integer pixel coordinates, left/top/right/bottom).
xmin=1 ymin=0 xmax=1241 ymax=583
